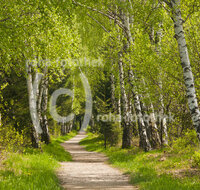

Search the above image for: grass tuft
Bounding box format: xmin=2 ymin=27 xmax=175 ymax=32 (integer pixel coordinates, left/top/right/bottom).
xmin=0 ymin=131 xmax=77 ymax=190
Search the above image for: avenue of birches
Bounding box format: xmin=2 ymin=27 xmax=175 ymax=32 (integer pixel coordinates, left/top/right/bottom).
xmin=0 ymin=0 xmax=200 ymax=153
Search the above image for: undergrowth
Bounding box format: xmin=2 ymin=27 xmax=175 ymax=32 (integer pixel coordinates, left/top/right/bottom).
xmin=0 ymin=131 xmax=76 ymax=190
xmin=80 ymin=131 xmax=200 ymax=190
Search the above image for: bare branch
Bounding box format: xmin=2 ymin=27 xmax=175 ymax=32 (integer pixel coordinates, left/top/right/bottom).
xmin=72 ymin=0 xmax=125 ymax=31
xmin=161 ymin=0 xmax=172 ymax=8
xmin=143 ymin=4 xmax=161 ymax=32
xmin=86 ymin=13 xmax=110 ymax=33
xmin=158 ymin=0 xmax=171 ymax=12
xmin=182 ymin=4 xmax=196 ymax=24
xmin=128 ymin=0 xmax=133 ymax=10
xmin=73 ymin=0 xmax=115 ymax=20
xmin=107 ymin=8 xmax=123 ymax=22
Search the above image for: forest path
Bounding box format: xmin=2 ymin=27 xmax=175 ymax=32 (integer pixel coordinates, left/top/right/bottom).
xmin=57 ymin=132 xmax=137 ymax=190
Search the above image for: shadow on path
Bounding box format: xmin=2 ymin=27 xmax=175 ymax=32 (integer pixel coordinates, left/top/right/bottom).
xmin=57 ymin=132 xmax=137 ymax=190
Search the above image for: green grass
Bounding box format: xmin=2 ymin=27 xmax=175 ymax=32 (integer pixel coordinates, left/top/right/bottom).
xmin=80 ymin=133 xmax=200 ymax=190
xmin=0 ymin=131 xmax=77 ymax=190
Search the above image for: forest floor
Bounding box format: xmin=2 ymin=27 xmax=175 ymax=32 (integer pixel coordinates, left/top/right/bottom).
xmin=57 ymin=132 xmax=137 ymax=190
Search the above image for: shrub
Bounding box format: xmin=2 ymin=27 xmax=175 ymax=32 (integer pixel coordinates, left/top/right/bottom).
xmin=108 ymin=123 xmax=122 ymax=146
xmin=192 ymin=151 xmax=200 ymax=168
xmin=0 ymin=124 xmax=26 ymax=153
xmin=171 ymin=130 xmax=198 ymax=154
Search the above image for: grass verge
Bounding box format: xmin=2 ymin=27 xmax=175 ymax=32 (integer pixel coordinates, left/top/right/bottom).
xmin=0 ymin=131 xmax=77 ymax=190
xmin=80 ymin=133 xmax=200 ymax=190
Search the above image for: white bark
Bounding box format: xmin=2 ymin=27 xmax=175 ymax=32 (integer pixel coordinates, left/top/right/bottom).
xmin=118 ymin=54 xmax=129 ymax=121
xmin=38 ymin=75 xmax=45 ymax=128
xmin=120 ymin=3 xmax=151 ymax=150
xmin=128 ymin=72 xmax=151 ymax=151
xmin=111 ymin=72 xmax=117 ymax=113
xmin=149 ymin=26 xmax=167 ymax=145
xmin=149 ymin=100 xmax=162 ymax=146
xmin=171 ymin=0 xmax=200 ymax=139
xmin=41 ymin=73 xmax=50 ymax=143
xmin=135 ymin=92 xmax=152 ymax=151
xmin=118 ymin=51 xmax=132 ymax=148
xmin=156 ymin=24 xmax=169 ymax=145
xmin=159 ymin=82 xmax=169 ymax=145
xmin=26 ymin=64 xmax=43 ymax=147
xmin=27 ymin=64 xmax=42 ymax=135
xmin=69 ymin=77 xmax=75 ymax=132
xmin=141 ymin=78 xmax=161 ymax=147
xmin=118 ymin=95 xmax=122 ymax=125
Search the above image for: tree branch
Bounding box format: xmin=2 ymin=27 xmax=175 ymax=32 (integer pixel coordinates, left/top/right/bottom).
xmin=86 ymin=13 xmax=110 ymax=33
xmin=72 ymin=0 xmax=125 ymax=31
xmin=161 ymin=0 xmax=172 ymax=8
xmin=182 ymin=4 xmax=196 ymax=24
xmin=73 ymin=0 xmax=114 ymax=20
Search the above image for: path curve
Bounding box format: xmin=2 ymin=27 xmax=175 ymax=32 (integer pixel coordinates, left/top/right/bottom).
xmin=57 ymin=133 xmax=137 ymax=190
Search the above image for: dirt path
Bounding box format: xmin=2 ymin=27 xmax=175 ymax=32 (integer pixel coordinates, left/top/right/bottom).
xmin=57 ymin=133 xmax=137 ymax=190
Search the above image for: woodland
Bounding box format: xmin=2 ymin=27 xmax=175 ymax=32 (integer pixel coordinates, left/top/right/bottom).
xmin=0 ymin=0 xmax=200 ymax=189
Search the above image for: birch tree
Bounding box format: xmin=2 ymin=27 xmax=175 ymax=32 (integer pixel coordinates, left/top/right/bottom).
xmin=162 ymin=0 xmax=200 ymax=140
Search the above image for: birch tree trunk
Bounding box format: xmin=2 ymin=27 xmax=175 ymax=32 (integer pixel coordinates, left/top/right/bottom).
xmin=170 ymin=0 xmax=200 ymax=140
xmin=109 ymin=18 xmax=117 ymax=114
xmin=38 ymin=82 xmax=44 ymax=127
xmin=118 ymin=51 xmax=132 ymax=148
xmin=139 ymin=95 xmax=151 ymax=141
xmin=140 ymin=78 xmax=161 ymax=148
xmin=41 ymin=73 xmax=50 ymax=144
xmin=111 ymin=72 xmax=117 ymax=113
xmin=128 ymin=73 xmax=151 ymax=151
xmin=118 ymin=96 xmax=122 ymax=117
xmin=118 ymin=94 xmax=122 ymax=128
xmin=27 ymin=64 xmax=41 ymax=148
xmin=69 ymin=77 xmax=75 ymax=132
xmin=134 ymin=91 xmax=152 ymax=151
xmin=147 ymin=26 xmax=163 ymax=147
xmin=38 ymin=70 xmax=45 ymax=136
xmin=121 ymin=10 xmax=152 ymax=151
xmin=149 ymin=99 xmax=162 ymax=147
xmin=154 ymin=21 xmax=169 ymax=145
xmin=157 ymin=44 xmax=169 ymax=145
xmin=114 ymin=9 xmax=132 ymax=148
xmin=61 ymin=122 xmax=66 ymax=135
xmin=159 ymin=82 xmax=169 ymax=145
xmin=149 ymin=22 xmax=169 ymax=146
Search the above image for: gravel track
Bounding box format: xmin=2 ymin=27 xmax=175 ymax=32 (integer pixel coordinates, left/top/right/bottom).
xmin=57 ymin=133 xmax=137 ymax=190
